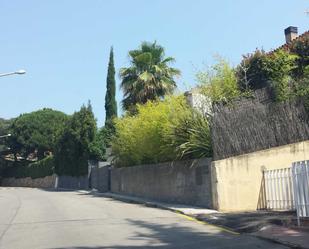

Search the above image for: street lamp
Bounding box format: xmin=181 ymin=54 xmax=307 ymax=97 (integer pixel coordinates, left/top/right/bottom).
xmin=0 ymin=70 xmax=26 ymax=77
xmin=0 ymin=134 xmax=11 ymax=139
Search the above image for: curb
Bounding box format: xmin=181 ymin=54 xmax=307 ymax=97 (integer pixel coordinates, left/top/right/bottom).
xmin=97 ymin=192 xmax=174 ymax=212
xmin=97 ymin=192 xmax=239 ymax=235
xmin=192 ymin=215 xmax=240 ymax=235
xmin=98 ymin=192 xmax=308 ymax=248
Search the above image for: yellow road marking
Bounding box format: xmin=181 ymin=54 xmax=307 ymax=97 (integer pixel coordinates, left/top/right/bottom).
xmin=177 ymin=213 xmax=240 ymax=235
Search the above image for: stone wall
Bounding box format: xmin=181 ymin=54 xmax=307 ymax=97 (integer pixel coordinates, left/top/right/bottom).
xmin=111 ymin=158 xmax=212 ymax=208
xmin=1 ymin=174 xmax=90 ymax=190
xmin=1 ymin=174 xmax=56 ymax=188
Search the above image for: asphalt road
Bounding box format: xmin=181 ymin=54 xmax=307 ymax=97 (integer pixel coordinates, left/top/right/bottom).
xmin=0 ymin=187 xmax=290 ymax=249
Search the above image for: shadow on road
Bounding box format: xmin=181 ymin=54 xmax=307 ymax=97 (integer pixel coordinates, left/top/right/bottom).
xmin=50 ymin=218 xmax=287 ymax=249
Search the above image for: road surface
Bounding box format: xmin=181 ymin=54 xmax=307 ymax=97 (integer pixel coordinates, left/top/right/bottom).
xmin=0 ymin=187 xmax=289 ymax=249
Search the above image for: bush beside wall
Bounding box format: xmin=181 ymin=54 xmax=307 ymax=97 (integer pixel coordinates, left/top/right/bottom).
xmin=2 ymin=156 xmax=55 ymax=179
xmin=112 ymin=96 xmax=212 ymax=167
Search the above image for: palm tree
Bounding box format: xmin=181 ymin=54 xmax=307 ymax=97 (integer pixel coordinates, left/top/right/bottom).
xmin=120 ymin=42 xmax=181 ymax=112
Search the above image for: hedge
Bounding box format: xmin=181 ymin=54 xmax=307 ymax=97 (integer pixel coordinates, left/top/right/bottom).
xmin=2 ymin=156 xmax=55 ymax=179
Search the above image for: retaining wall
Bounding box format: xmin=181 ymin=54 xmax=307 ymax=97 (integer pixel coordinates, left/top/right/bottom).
xmin=211 ymin=140 xmax=309 ymax=211
xmin=111 ymin=158 xmax=212 ymax=208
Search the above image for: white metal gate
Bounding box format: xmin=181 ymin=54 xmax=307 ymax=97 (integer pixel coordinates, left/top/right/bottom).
xmin=292 ymin=161 xmax=309 ymax=224
xmin=264 ymin=168 xmax=295 ymax=210
xmin=264 ymin=161 xmax=309 ymax=225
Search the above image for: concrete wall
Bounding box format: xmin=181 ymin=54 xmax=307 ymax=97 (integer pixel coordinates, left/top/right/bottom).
xmin=111 ymin=158 xmax=212 ymax=208
xmin=211 ymin=140 xmax=309 ymax=212
xmin=1 ymin=174 xmax=56 ymax=188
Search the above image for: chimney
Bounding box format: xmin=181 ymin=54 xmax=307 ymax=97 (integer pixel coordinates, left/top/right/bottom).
xmin=284 ymin=26 xmax=298 ymax=43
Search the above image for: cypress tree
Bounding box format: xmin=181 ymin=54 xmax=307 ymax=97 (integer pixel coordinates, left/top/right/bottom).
xmin=105 ymin=47 xmax=117 ymax=127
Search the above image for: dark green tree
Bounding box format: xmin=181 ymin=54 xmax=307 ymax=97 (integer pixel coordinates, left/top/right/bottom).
xmin=236 ymin=49 xmax=270 ymax=91
xmin=54 ymin=102 xmax=98 ymax=176
xmin=0 ymin=118 xmax=13 ymax=154
xmin=8 ymin=109 xmax=68 ymax=160
xmin=120 ymin=41 xmax=181 ymax=112
xmin=236 ymin=49 xmax=297 ymax=101
xmin=105 ymin=47 xmax=117 ymax=128
xmin=88 ymin=127 xmax=107 ymax=161
xmin=0 ymin=118 xmax=13 ymax=136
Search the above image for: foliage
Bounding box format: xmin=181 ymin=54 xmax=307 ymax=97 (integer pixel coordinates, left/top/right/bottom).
xmin=88 ymin=127 xmax=107 ymax=161
xmin=8 ymin=108 xmax=68 ymax=159
xmin=120 ymin=41 xmax=181 ymax=112
xmin=0 ymin=118 xmax=13 ymax=153
xmin=289 ymin=35 xmax=309 ymax=79
xmin=112 ymin=96 xmax=186 ymax=167
xmin=105 ymin=47 xmax=117 ymax=129
xmin=0 ymin=118 xmax=13 ymax=136
xmin=0 ymin=158 xmax=16 ymax=177
xmin=266 ymin=50 xmax=297 ymax=101
xmin=236 ymin=49 xmax=270 ymax=90
xmin=197 ymin=59 xmax=242 ymax=104
xmin=294 ymin=67 xmax=309 ymax=108
xmin=236 ymin=49 xmax=297 ymax=101
xmin=2 ymin=156 xmax=54 ymax=179
xmin=168 ymin=110 xmax=212 ymax=159
xmin=54 ymin=103 xmax=97 ymax=176
xmin=112 ymin=96 xmax=212 ymax=167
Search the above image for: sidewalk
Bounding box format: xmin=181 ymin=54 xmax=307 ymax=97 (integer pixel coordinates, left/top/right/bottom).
xmin=96 ymin=191 xmax=218 ymax=216
xmin=196 ymin=211 xmax=309 ymax=249
xmin=254 ymin=225 xmax=309 ymax=249
xmin=91 ymin=191 xmax=309 ymax=249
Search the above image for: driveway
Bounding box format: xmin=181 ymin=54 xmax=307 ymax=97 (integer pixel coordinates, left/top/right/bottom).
xmin=0 ymin=187 xmax=290 ymax=249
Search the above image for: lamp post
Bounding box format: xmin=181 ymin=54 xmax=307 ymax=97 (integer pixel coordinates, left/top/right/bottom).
xmin=0 ymin=70 xmax=26 ymax=78
xmin=0 ymin=134 xmax=11 ymax=139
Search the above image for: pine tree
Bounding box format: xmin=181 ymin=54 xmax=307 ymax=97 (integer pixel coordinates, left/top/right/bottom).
xmin=105 ymin=47 xmax=117 ymax=127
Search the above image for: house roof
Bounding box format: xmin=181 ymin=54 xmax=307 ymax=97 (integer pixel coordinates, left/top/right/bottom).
xmin=270 ymin=30 xmax=309 ymax=54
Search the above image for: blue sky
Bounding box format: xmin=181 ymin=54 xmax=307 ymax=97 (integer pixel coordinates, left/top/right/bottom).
xmin=0 ymin=0 xmax=308 ymax=126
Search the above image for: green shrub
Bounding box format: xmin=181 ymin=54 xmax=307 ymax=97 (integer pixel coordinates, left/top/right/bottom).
xmin=266 ymin=50 xmax=297 ymax=102
xmin=289 ymin=35 xmax=309 ymax=79
xmin=169 ymin=110 xmax=212 ymax=159
xmin=237 ymin=49 xmax=298 ymax=101
xmin=2 ymin=156 xmax=55 ymax=179
xmin=112 ymin=96 xmax=187 ymax=167
xmin=294 ymin=66 xmax=309 ymax=109
xmin=112 ymin=96 xmax=212 ymax=167
xmin=197 ymin=59 xmax=243 ymax=104
xmin=28 ymin=156 xmax=55 ymax=179
xmin=236 ymin=49 xmax=270 ymax=91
